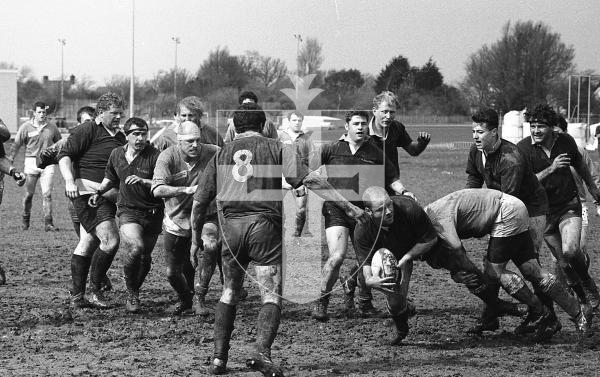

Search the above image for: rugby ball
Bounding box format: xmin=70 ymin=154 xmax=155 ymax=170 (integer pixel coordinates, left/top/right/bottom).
xmin=371 ymin=248 xmax=400 ymax=281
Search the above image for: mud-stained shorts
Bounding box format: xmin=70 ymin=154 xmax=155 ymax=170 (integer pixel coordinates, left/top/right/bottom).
xmin=117 ymin=206 xmax=164 ymax=235
xmin=490 ymin=194 xmax=530 ymax=237
xmin=72 ymin=195 xmax=117 ymax=233
xmin=487 ymin=231 xmax=537 ymax=266
xmin=545 ymin=197 xmax=582 ymax=235
xmin=220 ymin=213 xmax=282 ymax=269
xmin=322 ymin=201 xmax=356 ymax=230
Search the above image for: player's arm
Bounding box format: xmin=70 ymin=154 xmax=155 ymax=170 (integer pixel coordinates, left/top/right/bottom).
xmin=57 ymin=124 xmax=94 ymax=198
xmin=401 ymin=128 xmax=430 ymax=156
xmin=535 ymin=153 xmax=570 ymax=182
xmin=573 ymin=149 xmax=600 ymax=201
xmin=302 ymin=171 xmax=366 ymax=222
xmin=190 ymin=156 xmax=217 ymax=268
xmin=7 ymin=126 xmax=26 ymax=162
xmin=58 ymin=156 xmax=79 ymax=198
xmin=465 ymin=146 xmax=484 ymax=188
xmin=88 ymin=177 xmax=117 ymax=206
xmin=499 ymin=158 xmax=524 ymax=196
xmin=396 ymin=236 xmax=438 ymax=270
xmin=151 ymin=156 xmax=196 ymax=198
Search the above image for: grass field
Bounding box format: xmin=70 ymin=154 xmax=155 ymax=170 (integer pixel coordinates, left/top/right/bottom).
xmin=2 ymin=138 xmax=600 ymax=376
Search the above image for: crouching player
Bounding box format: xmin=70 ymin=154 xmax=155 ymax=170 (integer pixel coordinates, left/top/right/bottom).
xmin=424 ymin=189 xmax=592 ymax=340
xmin=89 ymin=118 xmax=163 ymax=312
xmin=192 ymin=102 xmax=366 ymax=376
xmin=356 ymin=187 xmax=524 ymax=345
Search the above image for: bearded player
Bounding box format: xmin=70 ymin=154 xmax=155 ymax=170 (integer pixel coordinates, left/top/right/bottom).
xmin=192 ymin=102 xmax=365 ymax=376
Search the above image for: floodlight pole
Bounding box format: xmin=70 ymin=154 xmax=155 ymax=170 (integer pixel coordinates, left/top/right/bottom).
xmin=172 ymin=36 xmax=180 ymax=101
xmin=293 ymin=34 xmax=302 ymax=101
xmin=58 ymin=38 xmax=66 ymax=116
xmin=130 ymin=0 xmax=135 ymax=118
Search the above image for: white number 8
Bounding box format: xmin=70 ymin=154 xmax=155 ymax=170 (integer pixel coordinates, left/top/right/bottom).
xmin=232 ymin=149 xmax=254 ymax=182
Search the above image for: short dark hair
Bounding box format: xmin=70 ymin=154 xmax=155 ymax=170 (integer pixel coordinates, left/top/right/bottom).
xmin=76 ymin=106 xmax=95 ymax=123
xmin=471 ymin=108 xmax=499 ymax=130
xmin=238 ymin=91 xmax=258 ymax=105
xmin=287 ymin=110 xmax=304 ymax=120
xmin=96 ymin=92 xmax=125 ymax=113
xmin=123 ymin=117 xmax=148 ymax=134
xmin=556 ymin=115 xmax=568 ymax=132
xmin=524 ymin=104 xmax=558 ymax=127
xmin=233 ymin=102 xmax=266 ymax=134
xmin=345 ymin=109 xmax=370 ymax=123
xmin=33 ymin=101 xmax=47 ymax=110
xmin=178 ymin=96 xmax=204 ymax=118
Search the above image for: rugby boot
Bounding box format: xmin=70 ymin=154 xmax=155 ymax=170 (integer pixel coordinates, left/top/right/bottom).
xmin=125 ymin=290 xmax=141 ymax=313
xmin=311 ymin=294 xmax=330 ymax=321
xmin=0 ymin=264 xmax=5 ymax=285
xmin=389 ymin=310 xmax=409 ymax=346
xmin=497 ymin=300 xmax=528 ymax=318
xmin=573 ymin=304 xmax=593 ymax=339
xmin=69 ymin=292 xmax=92 ymax=309
xmin=171 ymin=292 xmax=194 ymax=316
xmin=339 ymin=274 xmax=357 ymax=314
xmin=88 ymin=289 xmax=111 ymax=309
xmin=22 ymin=215 xmax=30 ymax=231
xmin=581 ymin=278 xmax=600 ymax=310
xmin=194 ymin=294 xmax=211 ymax=316
xmin=210 ymin=358 xmax=227 ymax=375
xmin=44 ymin=216 xmax=59 ymax=232
xmin=238 ymin=287 xmax=249 ymax=301
xmin=100 ymin=274 xmax=113 ymax=292
xmin=514 ymin=306 xmax=548 ymax=335
xmin=246 ymin=352 xmax=284 ymax=377
xmin=467 ymin=306 xmax=499 ymax=334
xmin=534 ymin=311 xmax=562 ymax=341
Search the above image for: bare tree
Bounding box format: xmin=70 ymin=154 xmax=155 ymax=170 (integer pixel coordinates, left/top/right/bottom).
xmin=298 ymin=37 xmax=324 ymax=75
xmin=241 ymin=51 xmax=288 ymax=87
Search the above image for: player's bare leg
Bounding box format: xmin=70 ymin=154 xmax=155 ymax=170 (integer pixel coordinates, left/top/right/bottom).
xmin=312 ymin=226 xmax=349 ymax=321
xmin=21 ymin=174 xmax=38 ymax=230
xmin=87 ymin=219 xmax=119 ymax=309
xmin=194 ymin=223 xmax=220 ymax=316
xmin=245 ymin=264 xmax=284 ymax=377
xmin=293 ymin=194 xmax=309 ymax=237
xmin=545 ymin=232 xmax=587 ymax=303
xmin=385 ymin=263 xmax=413 ymax=345
xmin=39 ymin=166 xmax=57 ymax=231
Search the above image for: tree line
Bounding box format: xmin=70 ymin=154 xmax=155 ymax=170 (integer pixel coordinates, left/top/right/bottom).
xmin=6 ymin=20 xmax=599 ymax=124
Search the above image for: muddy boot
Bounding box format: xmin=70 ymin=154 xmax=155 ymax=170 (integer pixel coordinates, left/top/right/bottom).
xmin=171 ymin=291 xmax=194 ymax=316
xmin=389 ymin=309 xmax=410 ymax=345
xmin=125 ymin=290 xmax=141 ymax=313
xmin=581 ymin=278 xmax=600 ymax=310
xmin=357 ymin=300 xmax=381 ymax=318
xmin=22 ymin=215 xmax=30 ymax=231
xmin=573 ymin=304 xmax=593 ymax=340
xmin=44 ymin=215 xmax=59 ymax=232
xmin=496 ymin=299 xmax=528 ymax=317
xmin=468 ymin=305 xmax=500 ymax=334
xmin=70 ymin=292 xmax=92 ymax=309
xmin=311 ymin=293 xmax=330 ymax=321
xmin=534 ymin=310 xmax=562 ymax=341
xmin=194 ymin=294 xmax=211 ymax=316
xmin=210 ymin=358 xmax=227 ymax=375
xmin=246 ymin=352 xmax=284 ymax=377
xmin=88 ymin=289 xmax=111 ymax=309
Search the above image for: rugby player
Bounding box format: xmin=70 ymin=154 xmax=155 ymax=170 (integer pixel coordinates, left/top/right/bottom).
xmin=0 ymin=118 xmax=26 ymax=284
xmin=466 ymin=107 xmax=552 ymax=333
xmin=552 ymin=115 xmax=600 ymax=308
xmin=58 ymin=92 xmax=126 ymax=309
xmin=356 ymin=187 xmax=523 ymax=344
xmin=424 ymin=189 xmax=592 ymax=340
xmin=279 ymin=111 xmax=314 ymax=237
xmin=9 ymin=101 xmax=62 ymax=231
xmin=151 ymin=96 xmax=224 ymax=151
xmin=517 ymin=105 xmax=600 ymax=311
xmin=192 ymin=102 xmax=365 ymax=376
xmin=223 ymin=91 xmax=279 ymax=142
xmin=152 ymin=120 xmax=219 ymax=316
xmin=311 ymin=109 xmax=411 ymax=321
xmin=89 ymin=118 xmax=163 ymax=313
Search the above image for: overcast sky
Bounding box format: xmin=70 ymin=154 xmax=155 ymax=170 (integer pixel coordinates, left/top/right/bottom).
xmin=1 ymin=0 xmax=598 ymax=87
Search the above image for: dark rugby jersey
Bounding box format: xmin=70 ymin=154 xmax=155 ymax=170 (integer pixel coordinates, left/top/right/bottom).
xmin=368 ymin=119 xmax=412 ymax=177
xmin=57 ymin=120 xmax=126 ymax=183
xmin=194 ymin=132 xmax=306 ymax=218
xmin=105 ymin=144 xmax=163 ymax=210
xmin=0 ymin=141 xmax=5 ymax=157
xmin=311 ymin=136 xmax=399 ymax=205
xmin=517 ymin=133 xmax=581 ymax=213
xmin=354 ymin=195 xmax=437 ymax=266
xmin=466 ymin=138 xmax=548 ymax=216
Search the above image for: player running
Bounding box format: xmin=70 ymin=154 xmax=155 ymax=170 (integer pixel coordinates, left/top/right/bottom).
xmin=89 ymin=118 xmax=163 ymax=313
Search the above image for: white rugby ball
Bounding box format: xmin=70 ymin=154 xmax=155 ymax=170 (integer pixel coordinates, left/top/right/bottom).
xmin=371 ymin=248 xmax=400 ymax=281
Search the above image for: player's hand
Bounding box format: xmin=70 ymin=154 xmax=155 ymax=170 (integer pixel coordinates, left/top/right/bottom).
xmin=417 ymin=132 xmax=431 ymax=145
xmin=451 ymin=271 xmax=480 ymax=288
xmin=185 ymin=185 xmax=198 ymax=195
xmin=366 ymin=276 xmax=396 ymax=294
xmin=65 ymin=181 xmax=80 ymax=199
xmin=346 ymin=204 xmax=368 ymax=224
xmin=88 ymin=193 xmax=101 ymax=208
xmin=551 ymin=153 xmax=570 ymax=172
xmin=190 ymin=239 xmax=203 ymax=269
xmin=11 ymin=171 xmax=26 ymax=186
xmin=125 ymin=175 xmax=143 ymax=185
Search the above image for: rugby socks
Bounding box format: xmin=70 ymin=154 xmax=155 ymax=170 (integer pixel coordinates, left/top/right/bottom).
xmin=183 ymin=258 xmax=196 ymax=292
xmin=71 ymin=254 xmax=91 ymax=296
xmin=255 ymin=303 xmax=281 ymax=358
xmin=90 ymin=250 xmax=115 ymax=292
xmin=214 ymin=302 xmax=237 ymax=361
xmin=123 ymin=253 xmax=140 ymax=293
xmin=538 ymin=274 xmax=580 ymax=318
xmin=136 ymin=255 xmax=152 ymax=291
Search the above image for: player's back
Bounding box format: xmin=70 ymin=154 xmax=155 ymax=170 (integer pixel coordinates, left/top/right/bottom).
xmin=216 ymin=133 xmax=284 ymax=217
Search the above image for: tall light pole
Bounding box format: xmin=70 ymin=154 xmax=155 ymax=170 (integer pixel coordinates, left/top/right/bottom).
xmin=293 ymin=34 xmax=302 ymax=100
xmin=130 ymin=0 xmax=135 ymax=117
xmin=172 ymin=36 xmax=180 ymax=100
xmin=58 ymin=38 xmax=66 ymax=116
